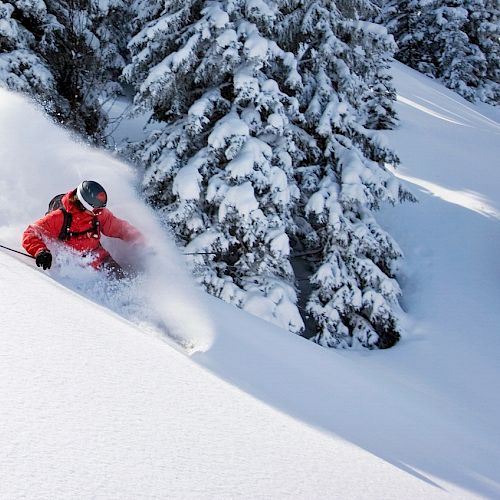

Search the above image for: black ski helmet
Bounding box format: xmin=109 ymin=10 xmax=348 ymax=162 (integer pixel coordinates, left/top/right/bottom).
xmin=76 ymin=180 xmax=107 ymax=211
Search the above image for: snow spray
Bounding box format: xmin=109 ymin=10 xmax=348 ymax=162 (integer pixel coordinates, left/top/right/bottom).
xmin=0 ymin=88 xmax=215 ymax=353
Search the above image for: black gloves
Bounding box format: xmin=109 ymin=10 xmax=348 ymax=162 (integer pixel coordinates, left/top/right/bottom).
xmin=35 ymin=249 xmax=52 ymax=270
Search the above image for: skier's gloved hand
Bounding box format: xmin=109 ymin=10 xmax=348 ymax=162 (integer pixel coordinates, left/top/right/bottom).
xmin=35 ymin=249 xmax=52 ymax=270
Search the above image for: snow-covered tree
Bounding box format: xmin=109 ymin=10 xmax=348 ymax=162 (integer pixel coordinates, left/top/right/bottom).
xmin=0 ymin=0 xmax=129 ymax=141
xmin=379 ymin=0 xmax=499 ymax=105
xmin=436 ymin=4 xmax=484 ymax=101
xmin=0 ymin=0 xmax=59 ymax=107
xmin=464 ymin=0 xmax=500 ymax=104
xmin=376 ymin=0 xmax=428 ymax=70
xmin=277 ymin=0 xmax=412 ymax=348
xmin=41 ymin=0 xmax=129 ymax=141
xmin=346 ymin=19 xmax=399 ymax=129
xmin=124 ymin=0 xmax=305 ymax=333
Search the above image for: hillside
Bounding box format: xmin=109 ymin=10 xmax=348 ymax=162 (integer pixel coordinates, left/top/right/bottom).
xmin=0 ymin=62 xmax=499 ymax=499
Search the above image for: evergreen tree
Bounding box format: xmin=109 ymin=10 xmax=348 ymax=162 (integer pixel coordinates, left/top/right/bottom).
xmin=0 ymin=0 xmax=129 ymax=141
xmin=436 ymin=3 xmax=484 ymax=101
xmin=277 ymin=0 xmax=412 ymax=348
xmin=124 ymin=0 xmax=305 ymax=333
xmin=379 ymin=0 xmax=499 ymax=105
xmin=41 ymin=0 xmax=129 ymax=141
xmin=0 ymin=0 xmax=59 ymax=107
xmin=465 ymin=0 xmax=500 ymax=104
xmin=354 ymin=21 xmax=399 ymax=129
xmin=377 ymin=0 xmax=429 ymax=71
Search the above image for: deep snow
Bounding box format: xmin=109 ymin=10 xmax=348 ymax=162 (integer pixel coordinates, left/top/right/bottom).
xmin=0 ymin=61 xmax=499 ymax=499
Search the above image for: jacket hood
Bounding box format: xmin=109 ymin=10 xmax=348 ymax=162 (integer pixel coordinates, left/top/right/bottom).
xmin=62 ymin=189 xmax=81 ymax=213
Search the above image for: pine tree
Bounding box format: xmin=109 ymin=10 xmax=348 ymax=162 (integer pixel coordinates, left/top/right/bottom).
xmin=0 ymin=0 xmax=59 ymax=107
xmin=436 ymin=3 xmax=484 ymax=101
xmin=41 ymin=0 xmax=129 ymax=141
xmin=377 ymin=0 xmax=427 ymax=71
xmin=277 ymin=0 xmax=412 ymax=348
xmin=124 ymin=0 xmax=305 ymax=333
xmin=380 ymin=0 xmax=499 ymax=105
xmin=352 ymin=21 xmax=399 ymax=129
xmin=0 ymin=0 xmax=129 ymax=141
xmin=465 ymin=0 xmax=500 ymax=104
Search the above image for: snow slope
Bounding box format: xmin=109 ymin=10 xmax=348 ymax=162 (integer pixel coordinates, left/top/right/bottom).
xmin=1 ymin=63 xmax=499 ymax=499
xmin=0 ymin=255 xmax=452 ymax=499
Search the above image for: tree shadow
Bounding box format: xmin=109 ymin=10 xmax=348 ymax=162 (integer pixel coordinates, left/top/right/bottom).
xmin=192 ymin=192 xmax=500 ymax=498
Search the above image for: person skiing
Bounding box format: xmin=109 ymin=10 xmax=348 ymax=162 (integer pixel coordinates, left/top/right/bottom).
xmin=22 ymin=180 xmax=143 ymax=278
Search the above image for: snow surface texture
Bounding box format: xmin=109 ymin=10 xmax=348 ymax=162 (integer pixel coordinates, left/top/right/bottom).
xmin=0 ymin=90 xmax=215 ymax=352
xmin=1 ymin=63 xmax=500 ymax=498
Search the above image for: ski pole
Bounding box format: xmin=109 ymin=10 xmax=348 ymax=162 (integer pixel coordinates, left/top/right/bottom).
xmin=0 ymin=244 xmax=35 ymax=259
xmin=183 ymin=252 xmax=219 ymax=256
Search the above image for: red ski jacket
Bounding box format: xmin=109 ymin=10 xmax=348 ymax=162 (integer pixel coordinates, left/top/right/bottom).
xmin=22 ymin=190 xmax=143 ymax=268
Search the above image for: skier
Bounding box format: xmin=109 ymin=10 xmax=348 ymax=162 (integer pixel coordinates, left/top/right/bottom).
xmin=22 ymin=180 xmax=143 ymax=278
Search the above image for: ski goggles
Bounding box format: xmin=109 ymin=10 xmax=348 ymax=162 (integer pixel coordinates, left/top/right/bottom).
xmin=74 ymin=198 xmax=104 ymax=215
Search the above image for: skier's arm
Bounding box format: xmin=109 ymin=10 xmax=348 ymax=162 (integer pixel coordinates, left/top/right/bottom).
xmin=22 ymin=211 xmax=64 ymax=257
xmin=99 ymin=209 xmax=144 ymax=243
